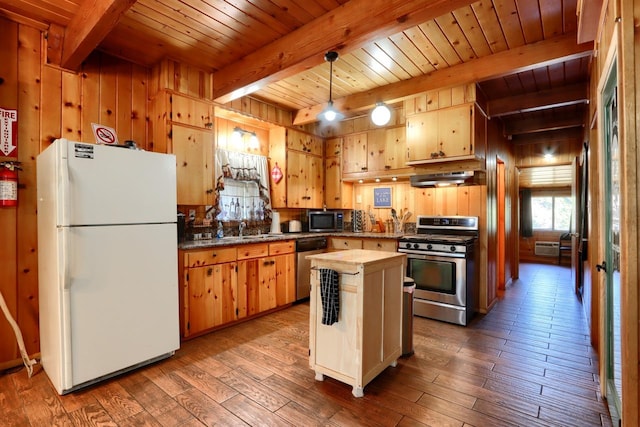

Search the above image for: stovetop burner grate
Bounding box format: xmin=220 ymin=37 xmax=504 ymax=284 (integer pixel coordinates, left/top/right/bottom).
xmin=400 ymin=233 xmax=477 ymax=244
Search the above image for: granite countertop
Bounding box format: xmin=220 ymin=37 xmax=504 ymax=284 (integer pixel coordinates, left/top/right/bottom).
xmin=178 ymin=231 xmax=402 ymax=250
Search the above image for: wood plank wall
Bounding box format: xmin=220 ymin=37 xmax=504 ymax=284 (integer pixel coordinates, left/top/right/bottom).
xmin=0 ymin=17 xmax=150 ymax=368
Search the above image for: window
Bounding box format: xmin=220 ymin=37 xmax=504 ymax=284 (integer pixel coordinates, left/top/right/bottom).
xmin=531 ymin=195 xmax=572 ymax=231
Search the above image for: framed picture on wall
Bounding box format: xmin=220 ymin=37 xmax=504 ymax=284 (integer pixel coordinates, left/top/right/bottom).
xmin=373 ymin=187 xmax=392 ymax=208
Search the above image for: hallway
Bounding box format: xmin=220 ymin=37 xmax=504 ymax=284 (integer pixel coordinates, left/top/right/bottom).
xmin=1 ymin=263 xmax=613 ymax=426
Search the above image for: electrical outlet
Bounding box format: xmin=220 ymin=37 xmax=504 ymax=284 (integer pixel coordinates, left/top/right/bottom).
xmin=356 ymin=195 xmax=362 ymax=203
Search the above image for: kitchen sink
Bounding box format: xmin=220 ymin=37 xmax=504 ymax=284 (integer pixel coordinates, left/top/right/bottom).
xmin=221 ymin=234 xmax=271 ymax=241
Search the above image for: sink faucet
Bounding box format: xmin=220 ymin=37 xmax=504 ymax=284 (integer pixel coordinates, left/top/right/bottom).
xmin=239 ymin=221 xmax=247 ymax=237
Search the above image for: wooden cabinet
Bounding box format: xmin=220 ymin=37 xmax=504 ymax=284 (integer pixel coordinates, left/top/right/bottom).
xmin=406 ymin=103 xmax=482 ymax=164
xmin=180 ymin=239 xmax=294 ymax=338
xmin=325 ymin=137 xmax=353 ymax=209
xmin=342 ymin=132 xmax=368 ymax=174
xmin=308 ymin=250 xmax=405 ymax=397
xmin=151 ymin=91 xmax=215 ymax=205
xmin=172 ymin=125 xmax=215 ymax=205
xmin=329 ymin=237 xmax=397 ymax=252
xmin=342 ymin=128 xmax=412 ymax=180
xmin=237 ymin=240 xmax=295 ymax=316
xmin=286 ymin=150 xmax=323 ymax=208
xmin=269 ymin=127 xmax=324 ymax=209
xmin=362 ymin=239 xmax=397 ymax=252
xmin=182 ymin=247 xmax=237 ymax=337
xmin=329 ymin=237 xmax=363 ymax=250
xmin=286 ymin=128 xmax=323 ymax=156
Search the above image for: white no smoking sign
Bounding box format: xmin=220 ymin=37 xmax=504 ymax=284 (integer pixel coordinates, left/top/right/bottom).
xmin=91 ymin=123 xmax=119 ymax=145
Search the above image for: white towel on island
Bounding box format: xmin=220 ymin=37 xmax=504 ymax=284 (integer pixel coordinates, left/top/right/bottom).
xmin=319 ymin=268 xmax=339 ymax=325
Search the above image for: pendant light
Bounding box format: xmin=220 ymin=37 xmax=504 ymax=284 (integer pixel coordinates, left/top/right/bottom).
xmin=317 ymin=51 xmax=344 ymax=122
xmin=371 ymin=102 xmax=391 ymax=126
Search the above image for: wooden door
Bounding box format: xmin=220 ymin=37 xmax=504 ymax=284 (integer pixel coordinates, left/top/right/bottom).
xmin=237 ymin=259 xmax=260 ymax=317
xmin=439 ymin=104 xmax=472 ymax=158
xmin=172 ymin=125 xmax=214 ymax=205
xmin=325 ymin=156 xmax=341 ymax=209
xmin=186 ymin=266 xmax=215 ymax=336
xmin=343 ymin=133 xmax=368 ymax=173
xmin=306 ymin=154 xmax=323 ymax=208
xmin=171 ymin=94 xmax=214 ymax=128
xmin=286 ymin=150 xmax=306 ymax=208
xmin=384 ymin=126 xmax=407 ymax=170
xmin=258 ymin=257 xmax=277 ymax=311
xmin=216 ymin=262 xmax=238 ymax=326
xmin=406 ymin=111 xmax=438 ymax=162
xmin=274 ymin=253 xmax=296 ymax=305
xmin=366 ymin=129 xmax=387 ymax=173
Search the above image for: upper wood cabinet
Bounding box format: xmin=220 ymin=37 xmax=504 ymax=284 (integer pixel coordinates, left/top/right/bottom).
xmin=406 ymin=103 xmax=485 ymax=164
xmin=150 ymin=91 xmax=215 ymax=205
xmin=170 ymin=95 xmax=214 ymax=129
xmin=172 ymin=125 xmax=215 ymax=205
xmin=286 ymin=150 xmax=323 ymax=208
xmin=325 ymin=138 xmax=353 ymax=209
xmin=342 ymin=128 xmax=412 ymax=180
xmin=286 ymin=128 xmax=323 ymax=156
xmin=269 ymin=127 xmax=324 ymax=209
xmin=342 ymin=133 xmax=368 ymax=174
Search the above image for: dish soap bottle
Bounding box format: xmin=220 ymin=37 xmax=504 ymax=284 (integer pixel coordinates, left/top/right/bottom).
xmin=216 ymin=221 xmax=224 ymax=239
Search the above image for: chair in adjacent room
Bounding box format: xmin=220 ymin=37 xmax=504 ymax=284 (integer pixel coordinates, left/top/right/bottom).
xmin=558 ymin=233 xmax=572 ymax=265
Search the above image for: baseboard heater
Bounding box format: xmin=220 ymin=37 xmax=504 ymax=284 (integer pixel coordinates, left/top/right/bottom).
xmin=535 ymin=241 xmax=559 ymax=257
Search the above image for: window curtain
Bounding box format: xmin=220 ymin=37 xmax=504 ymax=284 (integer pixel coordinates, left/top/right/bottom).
xmin=520 ymin=189 xmax=533 ymax=237
xmin=214 ymin=149 xmax=271 ymax=220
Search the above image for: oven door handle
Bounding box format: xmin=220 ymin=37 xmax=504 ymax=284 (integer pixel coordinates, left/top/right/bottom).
xmin=399 ymin=250 xmax=466 ymax=259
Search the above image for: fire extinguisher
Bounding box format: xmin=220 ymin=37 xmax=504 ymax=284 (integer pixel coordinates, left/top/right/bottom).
xmin=0 ymin=161 xmax=22 ymax=207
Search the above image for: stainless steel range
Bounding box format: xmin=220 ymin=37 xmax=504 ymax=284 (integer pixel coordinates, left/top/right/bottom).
xmin=398 ymin=216 xmax=479 ymax=326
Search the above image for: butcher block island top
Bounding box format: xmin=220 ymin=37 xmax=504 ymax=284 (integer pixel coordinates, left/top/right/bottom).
xmin=307 ymin=249 xmax=406 ymax=397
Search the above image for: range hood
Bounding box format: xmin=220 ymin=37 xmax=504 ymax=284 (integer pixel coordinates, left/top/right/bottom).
xmin=410 ymin=171 xmax=480 ymax=187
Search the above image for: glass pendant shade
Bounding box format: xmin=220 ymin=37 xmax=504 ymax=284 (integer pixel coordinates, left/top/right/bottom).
xmin=371 ymin=103 xmax=391 ymax=126
xmin=317 ymin=51 xmax=343 ymax=123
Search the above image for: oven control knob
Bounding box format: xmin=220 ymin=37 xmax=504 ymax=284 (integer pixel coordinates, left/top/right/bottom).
xmin=450 ymin=246 xmax=456 ymax=252
xmin=413 ymin=243 xmax=420 ymax=249
xmin=426 ymin=244 xmax=432 ymax=250
xmin=404 ymin=243 xmax=412 ymax=249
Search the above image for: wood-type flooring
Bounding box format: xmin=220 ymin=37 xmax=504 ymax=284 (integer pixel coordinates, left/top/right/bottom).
xmin=1 ymin=263 xmax=613 ymax=426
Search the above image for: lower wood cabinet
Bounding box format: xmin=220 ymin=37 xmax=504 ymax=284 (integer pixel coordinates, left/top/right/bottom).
xmin=329 ymin=237 xmax=397 ymax=252
xmin=180 ymin=240 xmax=295 ymax=339
xmin=187 ymin=261 xmax=237 ymax=335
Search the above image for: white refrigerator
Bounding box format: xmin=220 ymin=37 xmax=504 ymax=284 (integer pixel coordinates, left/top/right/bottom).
xmin=37 ymin=139 xmax=179 ymax=395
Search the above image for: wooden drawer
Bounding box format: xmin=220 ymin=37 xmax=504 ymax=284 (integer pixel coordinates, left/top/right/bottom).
xmin=330 ymin=238 xmax=363 ymax=250
xmin=269 ymin=240 xmax=294 ymax=255
xmin=237 ymin=243 xmax=269 ymax=260
xmin=362 ymin=239 xmax=397 ymax=252
xmin=186 ymin=247 xmax=236 ymax=267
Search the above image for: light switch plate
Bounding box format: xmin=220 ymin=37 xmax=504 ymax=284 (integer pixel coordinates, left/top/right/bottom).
xmin=356 ymin=195 xmax=362 ymax=203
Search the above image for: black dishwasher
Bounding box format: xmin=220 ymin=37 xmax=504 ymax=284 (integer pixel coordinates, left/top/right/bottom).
xmin=295 ymin=237 xmax=328 ymax=301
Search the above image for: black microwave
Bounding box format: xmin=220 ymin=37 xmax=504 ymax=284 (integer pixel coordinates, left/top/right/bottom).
xmin=308 ymin=211 xmax=344 ymax=232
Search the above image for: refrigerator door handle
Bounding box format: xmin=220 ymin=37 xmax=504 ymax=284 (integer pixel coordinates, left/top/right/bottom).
xmin=58 ymin=151 xmax=70 ymax=226
xmin=61 ymin=229 xmax=71 ymax=289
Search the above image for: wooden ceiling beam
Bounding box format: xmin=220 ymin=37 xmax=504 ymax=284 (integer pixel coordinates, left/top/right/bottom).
xmin=57 ymin=0 xmax=136 ymax=70
xmin=510 ymin=128 xmax=584 ymax=145
xmin=211 ymin=0 xmax=477 ymax=104
xmin=505 ymin=112 xmax=585 ymax=135
xmin=487 ymin=83 xmax=589 ymax=118
xmin=293 ymin=33 xmax=593 ymax=125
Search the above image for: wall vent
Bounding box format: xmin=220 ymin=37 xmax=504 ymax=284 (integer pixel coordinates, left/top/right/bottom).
xmin=535 ymin=241 xmax=559 ymax=257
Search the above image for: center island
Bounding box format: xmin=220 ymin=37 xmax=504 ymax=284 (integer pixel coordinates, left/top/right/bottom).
xmin=307 ymin=249 xmax=407 ymax=397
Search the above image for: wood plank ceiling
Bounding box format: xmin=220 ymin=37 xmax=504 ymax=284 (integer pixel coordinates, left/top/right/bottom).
xmin=0 ymin=0 xmax=600 ymax=185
